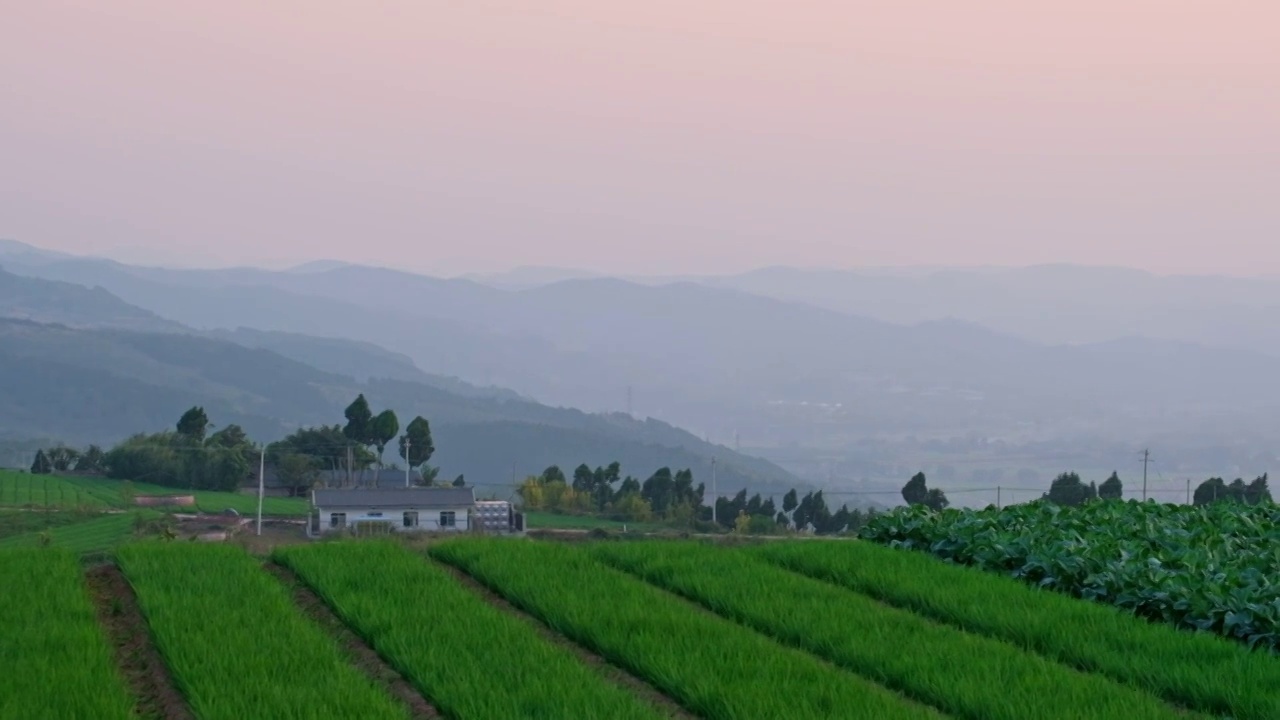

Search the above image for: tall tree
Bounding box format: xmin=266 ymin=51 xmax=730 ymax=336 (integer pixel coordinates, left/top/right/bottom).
xmin=902 ymin=471 xmax=947 ymax=511
xmin=1046 ymin=472 xmax=1092 ymax=507
xmin=540 ymin=465 xmax=566 ymax=485
xmin=924 ymin=488 xmax=950 ymax=511
xmin=572 ymin=464 xmax=595 ymax=493
xmin=176 ymin=406 xmax=209 ymax=442
xmin=1246 ymin=474 xmax=1272 ymax=505
xmin=371 ymin=409 xmax=400 ymax=469
xmin=45 ymin=446 xmax=81 ymax=472
xmin=273 ymin=425 xmax=373 ymax=479
xmin=274 ymin=453 xmax=320 ymax=497
xmin=452 ymin=474 xmax=466 ymax=487
xmin=75 ymin=445 xmax=105 ymax=474
xmin=782 ymin=488 xmax=799 ymax=515
xmin=902 ymin=472 xmax=929 ymax=506
xmin=1193 ymin=477 xmax=1229 ymax=506
xmin=641 ymin=467 xmax=676 ymax=517
xmin=1227 ymin=478 xmax=1249 ymax=503
xmin=30 ymin=449 xmax=51 ymax=474
xmin=208 ymin=424 xmax=247 ymax=448
xmin=1099 ymin=472 xmax=1123 ymax=500
xmin=208 ymin=424 xmax=256 ymax=473
xmin=592 ymin=462 xmax=621 ymax=511
xmin=343 ymin=394 xmax=373 ymax=446
xmin=615 ymin=475 xmax=641 ymax=499
xmin=397 ymin=416 xmax=435 ymax=470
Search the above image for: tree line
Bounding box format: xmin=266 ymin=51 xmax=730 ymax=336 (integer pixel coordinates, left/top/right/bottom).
xmin=27 ymin=394 xmax=456 ymax=496
xmin=518 ymin=462 xmax=869 ymax=534
xmin=899 ymin=469 xmax=1272 ymax=509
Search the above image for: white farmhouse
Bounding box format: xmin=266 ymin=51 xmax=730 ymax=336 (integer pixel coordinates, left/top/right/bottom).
xmin=311 ymin=487 xmax=476 ymax=535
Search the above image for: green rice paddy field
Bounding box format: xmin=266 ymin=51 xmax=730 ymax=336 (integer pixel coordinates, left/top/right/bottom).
xmin=7 ymin=519 xmax=1280 ymax=719
xmin=0 ymin=469 xmax=307 ymax=516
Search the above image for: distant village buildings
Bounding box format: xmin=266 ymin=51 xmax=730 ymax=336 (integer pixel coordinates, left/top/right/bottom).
xmin=308 ymin=487 xmax=523 ymax=536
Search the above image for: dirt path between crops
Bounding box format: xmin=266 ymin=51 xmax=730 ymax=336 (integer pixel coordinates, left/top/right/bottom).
xmin=433 ymin=560 xmax=699 ymax=720
xmin=264 ymin=563 xmax=442 ymax=720
xmin=84 ymin=564 xmax=195 ymax=720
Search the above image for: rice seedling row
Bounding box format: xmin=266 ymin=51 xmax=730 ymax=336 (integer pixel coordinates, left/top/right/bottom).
xmin=0 ymin=472 xmax=307 ymax=515
xmin=0 ymin=512 xmax=156 ymax=554
xmin=861 ymin=501 xmax=1280 ymax=649
xmin=431 ymin=537 xmax=941 ymax=720
xmin=593 ymin=541 xmax=1196 ymax=720
xmin=275 ymin=541 xmax=665 ymax=720
xmin=0 ymin=549 xmax=134 ymax=720
xmin=0 ymin=469 xmax=108 ymax=508
xmin=116 ymin=542 xmax=405 ymax=720
xmin=755 ymin=539 xmax=1280 ymax=720
xmin=61 ymin=475 xmax=308 ymax=515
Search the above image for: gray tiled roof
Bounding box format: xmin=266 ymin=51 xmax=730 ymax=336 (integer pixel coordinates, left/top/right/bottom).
xmin=312 ymin=487 xmax=475 ymax=508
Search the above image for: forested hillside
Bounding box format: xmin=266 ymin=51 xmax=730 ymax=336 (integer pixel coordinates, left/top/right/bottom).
xmin=0 ymin=319 xmax=800 ymax=494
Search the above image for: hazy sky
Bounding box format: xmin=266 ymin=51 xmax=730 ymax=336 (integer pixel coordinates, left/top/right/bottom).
xmin=3 ymin=1 xmax=1277 ymax=275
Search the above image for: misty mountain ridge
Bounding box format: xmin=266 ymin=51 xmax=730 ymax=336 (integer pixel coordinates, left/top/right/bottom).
xmin=6 ymin=238 xmax=1280 ymax=494
xmin=0 ymin=265 xmax=185 ymax=333
xmin=0 ymin=316 xmax=799 ymax=495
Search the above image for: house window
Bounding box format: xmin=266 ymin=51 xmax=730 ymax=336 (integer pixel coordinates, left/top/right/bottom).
xmin=330 ymin=513 xmax=346 ymax=528
xmin=439 ymin=511 xmax=456 ymax=528
xmin=403 ymin=511 xmax=419 ymax=528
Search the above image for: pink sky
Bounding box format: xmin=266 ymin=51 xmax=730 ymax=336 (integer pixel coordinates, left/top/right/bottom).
xmin=2 ymin=1 xmax=1277 ymax=275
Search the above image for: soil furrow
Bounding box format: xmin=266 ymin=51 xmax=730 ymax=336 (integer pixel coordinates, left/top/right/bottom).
xmin=264 ymin=562 xmax=441 ymax=720
xmin=434 ymin=559 xmax=699 ymax=720
xmin=84 ymin=563 xmax=195 ymax=720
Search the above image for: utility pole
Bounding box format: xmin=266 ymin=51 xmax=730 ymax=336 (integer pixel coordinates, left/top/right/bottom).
xmin=711 ymin=457 xmax=718 ymax=526
xmin=1186 ymin=477 xmax=1191 ymax=505
xmin=256 ymin=444 xmax=266 ymax=536
xmin=1141 ymin=449 xmax=1150 ymax=501
xmin=404 ymin=439 xmax=411 ymax=488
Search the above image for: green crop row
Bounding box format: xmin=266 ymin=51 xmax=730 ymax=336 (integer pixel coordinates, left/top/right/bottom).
xmin=0 ymin=512 xmax=159 ymax=554
xmin=0 ymin=549 xmax=134 ymax=720
xmin=595 ymin=540 xmax=1196 ymax=720
xmin=755 ymin=540 xmax=1280 ymax=720
xmin=116 ymin=542 xmax=404 ymax=720
xmin=274 ymin=541 xmax=664 ymax=720
xmin=0 ymin=508 xmax=98 ymax=540
xmin=431 ymin=538 xmax=940 ymax=720
xmin=61 ymin=475 xmax=309 ymax=516
xmin=861 ymin=501 xmax=1280 ymax=650
xmin=0 ymin=471 xmax=307 ymax=515
xmin=0 ymin=470 xmax=110 ymax=509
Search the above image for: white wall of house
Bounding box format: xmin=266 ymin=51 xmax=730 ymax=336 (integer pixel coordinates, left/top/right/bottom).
xmin=316 ymin=505 xmax=472 ymax=533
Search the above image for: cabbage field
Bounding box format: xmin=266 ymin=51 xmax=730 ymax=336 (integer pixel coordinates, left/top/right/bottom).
xmin=861 ymin=500 xmax=1280 ymax=651
xmin=7 ymin=530 xmax=1280 ymax=719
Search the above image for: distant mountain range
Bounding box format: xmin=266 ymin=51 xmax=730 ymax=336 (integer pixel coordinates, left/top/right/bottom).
xmin=0 ymin=267 xmax=184 ymax=332
xmin=463 ymin=262 xmax=1280 ymax=357
xmin=0 ymin=253 xmax=802 ymax=496
xmin=4 ymin=239 xmax=1279 ymax=493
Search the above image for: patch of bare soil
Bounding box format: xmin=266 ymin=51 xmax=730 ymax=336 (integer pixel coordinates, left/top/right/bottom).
xmin=433 ymin=560 xmax=697 ymax=720
xmin=84 ymin=564 xmax=195 ymax=720
xmin=264 ymin=563 xmax=441 ymax=719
